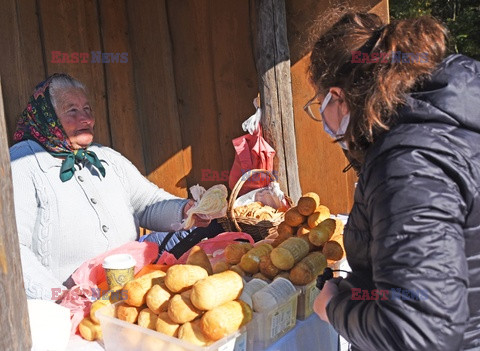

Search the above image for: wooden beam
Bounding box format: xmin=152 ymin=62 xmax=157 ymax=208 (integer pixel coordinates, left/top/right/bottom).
xmin=254 ymin=0 xmax=302 ymax=202
xmin=0 ymin=0 xmax=44 ymax=145
xmin=0 ymin=77 xmax=31 ymax=349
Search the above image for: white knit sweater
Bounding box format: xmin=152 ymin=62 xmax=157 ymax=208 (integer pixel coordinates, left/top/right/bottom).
xmin=10 ymin=140 xmax=188 ymax=300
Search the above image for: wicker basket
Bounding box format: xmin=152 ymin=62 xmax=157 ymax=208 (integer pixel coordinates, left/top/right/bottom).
xmin=218 ymin=169 xmax=291 ymax=242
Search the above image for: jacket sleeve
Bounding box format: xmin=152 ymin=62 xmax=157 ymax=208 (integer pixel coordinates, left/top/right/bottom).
xmin=106 ymin=148 xmax=189 ymax=232
xmin=326 ymin=146 xmax=469 ymax=350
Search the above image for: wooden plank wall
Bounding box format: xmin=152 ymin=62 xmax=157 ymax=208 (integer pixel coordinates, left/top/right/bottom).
xmin=0 ymin=0 xmax=258 ymax=199
xmin=0 ymin=0 xmax=387 ymax=213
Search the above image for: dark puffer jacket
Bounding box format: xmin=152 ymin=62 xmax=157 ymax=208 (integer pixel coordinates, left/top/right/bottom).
xmin=326 ymin=54 xmax=480 ymax=351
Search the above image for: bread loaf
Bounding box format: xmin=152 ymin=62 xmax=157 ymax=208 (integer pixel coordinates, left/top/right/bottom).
xmin=146 ymin=282 xmax=171 ymax=314
xmin=124 ymin=270 xmax=166 ymax=307
xmin=186 ymin=246 xmax=213 ymax=275
xmin=155 ymin=312 xmax=180 ymax=337
xmin=190 ymin=270 xmax=243 ymax=310
xmin=79 ymin=317 xmax=102 ymax=341
xmin=90 ymin=288 xmax=123 ymax=324
xmin=137 ymin=308 xmax=158 ymax=330
xmin=201 ymin=300 xmax=253 ymax=341
xmin=117 ymin=303 xmax=142 ymax=324
xmin=164 ymin=264 xmax=209 ymax=293
xmin=178 ymin=318 xmax=212 ymax=346
xmin=168 ymin=289 xmax=202 ymax=324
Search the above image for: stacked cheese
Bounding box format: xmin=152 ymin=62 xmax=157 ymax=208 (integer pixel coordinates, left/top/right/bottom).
xmin=213 ymin=192 xmax=345 ymax=286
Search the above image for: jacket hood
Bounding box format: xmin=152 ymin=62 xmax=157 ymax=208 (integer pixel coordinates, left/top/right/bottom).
xmin=397 ymin=54 xmax=480 ymax=133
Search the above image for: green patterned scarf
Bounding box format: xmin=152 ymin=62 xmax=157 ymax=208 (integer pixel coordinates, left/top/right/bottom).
xmin=13 ymin=73 xmax=105 ymax=182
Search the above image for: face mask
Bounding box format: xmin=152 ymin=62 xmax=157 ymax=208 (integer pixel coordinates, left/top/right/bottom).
xmin=320 ymin=92 xmax=350 ymax=149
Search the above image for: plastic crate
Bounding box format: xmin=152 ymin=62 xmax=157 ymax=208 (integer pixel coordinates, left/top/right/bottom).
xmin=96 ymin=302 xmax=247 ymax=351
xmin=246 ymin=290 xmax=299 ymax=350
xmin=295 ymin=279 xmax=320 ymax=320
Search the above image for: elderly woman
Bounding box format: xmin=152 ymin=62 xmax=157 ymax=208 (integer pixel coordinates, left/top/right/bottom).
xmin=308 ymin=11 xmax=480 ymax=351
xmin=10 ymin=73 xmax=220 ymax=300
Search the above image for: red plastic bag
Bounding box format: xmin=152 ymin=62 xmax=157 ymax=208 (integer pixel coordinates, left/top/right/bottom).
xmin=157 ymin=232 xmax=254 ymax=266
xmin=228 ymin=126 xmax=275 ymax=196
xmin=59 ymin=241 xmax=159 ymax=336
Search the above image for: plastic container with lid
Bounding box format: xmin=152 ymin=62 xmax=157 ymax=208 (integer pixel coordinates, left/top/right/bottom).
xmin=96 ymin=301 xmax=248 ymax=351
xmin=247 ymin=288 xmax=299 ymax=350
xmin=295 ymin=279 xmax=320 ymax=320
xmin=251 ymin=277 xmax=296 ymax=312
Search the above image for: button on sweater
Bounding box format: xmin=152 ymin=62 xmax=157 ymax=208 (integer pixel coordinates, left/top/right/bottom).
xmin=10 ymin=140 xmax=188 ymax=300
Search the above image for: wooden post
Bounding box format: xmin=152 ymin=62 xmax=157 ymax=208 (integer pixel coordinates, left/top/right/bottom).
xmin=0 ymin=76 xmax=31 ymax=350
xmin=254 ymin=0 xmax=302 ymax=202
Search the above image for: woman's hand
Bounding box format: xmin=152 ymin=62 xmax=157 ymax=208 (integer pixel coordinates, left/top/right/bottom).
xmin=313 ymin=277 xmax=342 ymax=323
xmin=183 ymin=200 xmax=211 ymax=227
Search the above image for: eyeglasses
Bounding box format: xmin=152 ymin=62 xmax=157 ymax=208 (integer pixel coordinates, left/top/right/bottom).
xmin=303 ymin=92 xmax=332 ymax=122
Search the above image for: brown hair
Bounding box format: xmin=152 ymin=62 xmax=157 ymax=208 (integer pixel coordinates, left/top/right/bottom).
xmin=308 ymin=10 xmax=448 ymax=163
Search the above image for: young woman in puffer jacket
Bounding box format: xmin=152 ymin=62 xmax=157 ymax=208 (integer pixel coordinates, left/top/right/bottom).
xmin=307 ymin=10 xmax=480 ymax=351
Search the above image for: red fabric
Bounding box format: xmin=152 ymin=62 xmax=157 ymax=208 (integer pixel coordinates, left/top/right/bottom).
xmin=228 ymin=127 xmax=275 ymax=196
xmin=157 ymin=232 xmax=255 ymax=266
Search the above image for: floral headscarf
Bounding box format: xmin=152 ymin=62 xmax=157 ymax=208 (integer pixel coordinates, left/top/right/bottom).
xmin=13 ymin=73 xmax=105 ymax=182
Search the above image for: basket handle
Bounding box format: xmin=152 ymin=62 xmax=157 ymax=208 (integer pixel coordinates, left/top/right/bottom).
xmin=227 ymin=169 xmax=278 ymax=231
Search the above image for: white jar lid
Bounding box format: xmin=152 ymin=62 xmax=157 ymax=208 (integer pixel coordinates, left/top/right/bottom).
xmin=102 ymin=254 xmax=136 ymax=269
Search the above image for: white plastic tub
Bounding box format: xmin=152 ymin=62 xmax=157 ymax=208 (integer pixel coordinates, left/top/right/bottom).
xmin=295 ymin=279 xmax=320 ymax=320
xmin=247 ymin=290 xmax=299 ymax=350
xmin=96 ymin=302 xmax=247 ymax=351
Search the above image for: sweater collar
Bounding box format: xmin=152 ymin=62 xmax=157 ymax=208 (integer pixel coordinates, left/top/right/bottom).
xmin=26 ymin=140 xmax=109 ymax=173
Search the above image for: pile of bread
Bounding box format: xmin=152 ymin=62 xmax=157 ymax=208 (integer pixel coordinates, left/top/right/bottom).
xmin=233 ymin=201 xmax=284 ymax=221
xmin=212 ymin=192 xmax=345 ymax=286
xmin=79 ymin=247 xmax=252 ymax=346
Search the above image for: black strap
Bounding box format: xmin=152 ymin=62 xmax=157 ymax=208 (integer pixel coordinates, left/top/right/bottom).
xmin=158 ymin=231 xmax=176 ymax=254
xmin=169 ymin=220 xmax=224 ymax=259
